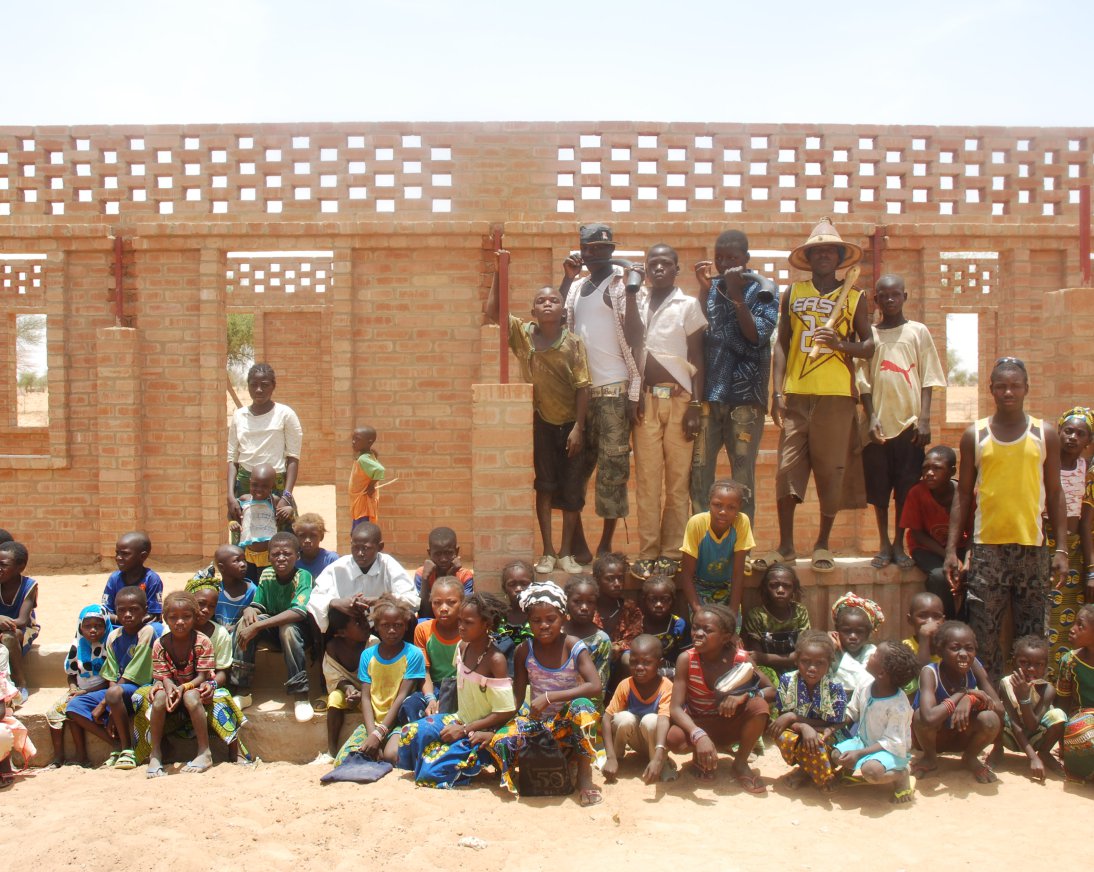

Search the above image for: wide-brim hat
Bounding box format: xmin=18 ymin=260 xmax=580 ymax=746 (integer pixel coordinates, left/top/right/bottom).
xmin=789 ymin=216 xmax=862 ymax=271
xmin=579 ymin=223 xmax=618 ymax=246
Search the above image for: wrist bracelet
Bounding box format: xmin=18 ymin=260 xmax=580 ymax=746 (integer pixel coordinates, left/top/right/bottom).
xmin=655 ymin=743 xmax=667 ymax=751
xmin=544 ymin=691 xmax=552 ymax=706
xmin=1054 ymin=548 xmax=1069 ymax=555
xmin=689 ymin=727 xmax=708 ymax=745
xmin=424 ymin=693 xmax=437 ymax=702
xmin=1019 ymin=696 xmax=1033 ymax=705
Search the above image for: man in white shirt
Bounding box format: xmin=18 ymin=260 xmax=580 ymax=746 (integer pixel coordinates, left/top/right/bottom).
xmin=307 ymin=522 xmax=419 ymax=632
xmin=559 ymin=224 xmax=643 ymax=569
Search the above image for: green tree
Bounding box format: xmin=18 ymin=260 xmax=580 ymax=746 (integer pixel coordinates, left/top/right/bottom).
xmin=16 ymin=313 xmax=46 ymax=373
xmin=227 ymin=313 xmax=255 ymax=382
xmin=946 ymin=348 xmax=977 ymax=387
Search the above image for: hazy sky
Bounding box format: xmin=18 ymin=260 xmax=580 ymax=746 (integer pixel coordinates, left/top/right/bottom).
xmin=2 ymin=0 xmax=1090 ymax=126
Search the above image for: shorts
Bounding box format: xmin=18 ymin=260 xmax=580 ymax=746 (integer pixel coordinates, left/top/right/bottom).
xmin=323 ymin=654 xmax=363 ymax=711
xmin=683 ymin=695 xmax=770 ymax=745
xmin=775 ymin=394 xmax=856 ymax=516
xmin=1002 ymin=707 xmax=1066 ymax=752
xmin=579 ymin=393 xmax=632 ymax=519
xmin=835 ymin=736 xmax=907 ymax=772
xmin=533 ymin=413 xmax=586 ymax=512
xmin=352 ymin=517 xmax=373 ymax=529
xmin=863 ymin=426 xmax=924 ymax=508
xmin=65 ymin=682 xmax=140 ymax=721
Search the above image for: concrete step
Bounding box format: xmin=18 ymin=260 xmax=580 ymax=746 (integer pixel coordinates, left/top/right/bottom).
xmin=15 ymin=685 xmax=356 ymax=768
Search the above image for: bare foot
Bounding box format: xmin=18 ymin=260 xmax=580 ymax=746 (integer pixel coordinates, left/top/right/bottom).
xmin=893 ymin=550 xmax=915 ymax=569
xmin=182 ymin=750 xmax=213 ymax=773
xmin=963 ymin=754 xmax=997 ymax=783
xmin=785 ymin=767 xmax=810 ymax=789
xmin=870 ymin=549 xmax=892 ymax=569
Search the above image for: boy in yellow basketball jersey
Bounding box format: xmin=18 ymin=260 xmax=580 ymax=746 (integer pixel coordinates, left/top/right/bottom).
xmin=764 ymin=218 xmax=874 ymax=575
xmin=945 ymin=357 xmax=1068 ymax=679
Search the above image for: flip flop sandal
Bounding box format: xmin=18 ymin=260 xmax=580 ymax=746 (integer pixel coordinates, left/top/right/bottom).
xmin=891 ymin=775 xmax=917 ymax=803
xmin=734 ymin=771 xmax=767 ymax=795
xmin=752 ymin=551 xmax=797 ymax=572
xmin=811 ymin=548 xmax=837 ymax=573
xmin=312 ymin=697 xmax=330 ymax=713
xmin=579 ymin=787 xmax=603 ymax=807
xmin=113 ymin=749 xmax=138 ymax=770
xmin=101 ymin=751 xmax=122 ymax=769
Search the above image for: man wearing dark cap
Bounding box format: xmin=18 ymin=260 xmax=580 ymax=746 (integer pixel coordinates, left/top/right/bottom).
xmin=554 ymin=223 xmax=643 ymax=570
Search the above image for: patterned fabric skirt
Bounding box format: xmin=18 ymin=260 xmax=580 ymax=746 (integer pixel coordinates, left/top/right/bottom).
xmin=393 ymin=714 xmax=489 ymax=789
xmin=1062 ymin=708 xmax=1094 ymax=781
xmin=1048 ymin=532 xmax=1084 ymax=677
xmin=775 ymin=728 xmax=837 ymax=787
xmin=131 ymin=686 xmax=250 ymax=764
xmin=485 ymin=698 xmax=602 ymax=794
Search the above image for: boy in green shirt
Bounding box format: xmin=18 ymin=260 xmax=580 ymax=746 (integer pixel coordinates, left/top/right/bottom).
xmin=232 ymin=531 xmax=315 ymax=722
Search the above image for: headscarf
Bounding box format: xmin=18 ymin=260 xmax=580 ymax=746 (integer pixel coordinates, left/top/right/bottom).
xmin=1058 ymin=406 xmax=1094 ymax=433
xmin=831 ymin=592 xmax=885 ymax=631
xmin=185 ymin=563 xmax=222 ymax=594
xmin=518 ymin=580 xmax=568 ymax=613
xmin=65 ymin=604 xmax=113 ymax=676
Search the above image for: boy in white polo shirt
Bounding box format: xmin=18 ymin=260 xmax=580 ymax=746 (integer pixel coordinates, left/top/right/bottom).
xmin=632 ymin=244 xmax=707 ymax=579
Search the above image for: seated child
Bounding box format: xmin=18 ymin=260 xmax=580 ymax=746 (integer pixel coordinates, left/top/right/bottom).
xmin=494 ymin=559 xmax=533 ymax=676
xmin=901 ymin=591 xmax=945 ymax=694
xmin=415 ymin=527 xmax=475 ymax=621
xmin=912 ymin=620 xmax=1004 ymax=783
xmin=831 ymin=641 xmax=920 ymax=803
xmin=232 ymin=531 xmax=314 ymax=721
xmin=899 ymin=446 xmax=968 ymax=619
xmin=565 ymin=577 xmax=612 ymax=695
xmin=768 ymin=630 xmax=847 ymax=791
xmin=0 ymin=641 xmax=36 ymax=784
xmin=1054 ymin=603 xmax=1094 ymax=782
xmin=294 ymin=513 xmax=340 ymax=581
xmin=414 ymin=577 xmax=465 ymax=714
xmin=602 ymin=634 xmax=677 ymax=784
xmin=46 ymin=605 xmax=111 ymax=769
xmin=65 ymin=586 xmax=161 ymax=770
xmin=384 ymin=593 xmax=516 ymax=788
xmin=988 ymin=635 xmax=1065 ymax=782
xmin=742 ymin=563 xmax=811 ymax=687
xmin=0 ymin=541 xmax=39 ymax=706
xmin=321 ymin=608 xmax=372 ymax=761
xmin=677 ymin=479 xmax=755 ymax=616
xmin=144 ymin=591 xmax=221 ymax=777
xmin=102 ymin=531 xmax=163 ymax=623
xmin=349 ymin=425 xmax=385 ymax=529
xmin=640 ymin=574 xmax=690 ymax=676
xmin=334 ymin=595 xmax=427 ymax=762
xmin=237 ymin=463 xmax=284 ymax=582
xmin=209 ymin=544 xmax=257 ymax=628
xmin=665 ymin=603 xmax=772 ymax=794
xmin=591 ymin=553 xmax=644 ymax=671
xmin=486 ymin=580 xmax=604 ymax=805
xmin=829 ymin=592 xmax=884 ymax=694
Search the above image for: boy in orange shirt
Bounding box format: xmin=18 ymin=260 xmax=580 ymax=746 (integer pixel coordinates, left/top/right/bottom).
xmin=349 ymin=426 xmax=385 ymax=529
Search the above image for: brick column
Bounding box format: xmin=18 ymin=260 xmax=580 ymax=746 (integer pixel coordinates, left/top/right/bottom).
xmin=1044 ymin=288 xmax=1094 ymax=402
xmin=199 ymin=248 xmax=226 ymax=554
xmin=96 ymin=326 xmax=143 ymax=565
xmin=471 ymin=382 xmax=534 ymax=589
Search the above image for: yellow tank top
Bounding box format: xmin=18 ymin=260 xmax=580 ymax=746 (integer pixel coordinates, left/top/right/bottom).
xmin=973 ymin=416 xmax=1046 ymax=546
xmin=783 ymin=281 xmax=862 ymax=397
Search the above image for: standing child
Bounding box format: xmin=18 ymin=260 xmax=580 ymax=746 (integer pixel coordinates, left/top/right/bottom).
xmin=1054 ymin=603 xmax=1094 ymax=781
xmin=319 ymin=608 xmax=371 ymax=763
xmin=494 ymin=559 xmax=533 ymax=676
xmin=1047 ymin=407 xmax=1094 ymax=672
xmin=742 ymin=563 xmax=812 ymax=687
xmin=988 ymin=635 xmax=1065 ymax=782
xmin=65 ymin=587 xmax=160 ymax=770
xmin=0 ymin=541 xmax=38 ymax=706
xmin=945 ymin=357 xmax=1069 ymax=680
xmin=901 ymin=591 xmax=946 ymax=694
xmin=46 ymin=605 xmax=111 ymax=769
xmin=829 ymin=593 xmax=884 ymax=694
xmin=384 ymin=593 xmax=516 ymax=788
xmin=294 ymin=513 xmax=340 ymax=581
xmin=632 ymin=243 xmax=707 ymax=580
xmin=665 ymin=604 xmax=772 ymax=793
xmin=349 ymin=426 xmax=385 ymax=529
xmin=210 ymin=544 xmax=257 ymax=629
xmin=591 ymin=553 xmax=644 ymax=672
xmin=831 ymin=641 xmax=919 ymax=803
xmin=232 ymin=532 xmax=314 ymax=721
xmin=414 ymin=578 xmax=465 ymax=714
xmin=639 ymin=575 xmax=690 ymax=675
xmin=912 ymin=620 xmax=1004 ymax=782
xmin=602 ymin=634 xmax=677 ymax=784
xmin=334 ymin=595 xmax=427 ymax=762
xmin=768 ymin=631 xmax=847 ymax=791
xmin=484 ymin=258 xmax=590 ymax=575
xmin=486 ymin=580 xmax=605 ymax=805
xmin=900 ymin=446 xmax=968 ymax=619
xmin=237 ymin=463 xmax=283 ymax=582
xmin=858 ymin=275 xmax=946 ymax=569
xmin=102 ymin=532 xmax=163 ymax=622
xmin=676 ymin=479 xmax=755 ymax=617
xmin=565 ymin=577 xmax=613 ymax=695
xmin=414 ymin=527 xmax=475 ymax=621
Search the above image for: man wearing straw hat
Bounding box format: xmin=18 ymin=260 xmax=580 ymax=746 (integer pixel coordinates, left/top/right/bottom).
xmin=758 ymin=218 xmax=874 ymax=575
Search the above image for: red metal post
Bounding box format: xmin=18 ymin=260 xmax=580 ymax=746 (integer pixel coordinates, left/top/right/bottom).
xmin=113 ymin=234 xmax=125 ymax=325
xmin=1080 ymin=184 xmax=1091 ymax=287
xmin=871 ymin=225 xmax=884 ymax=289
xmin=492 ymin=228 xmax=510 ymax=383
